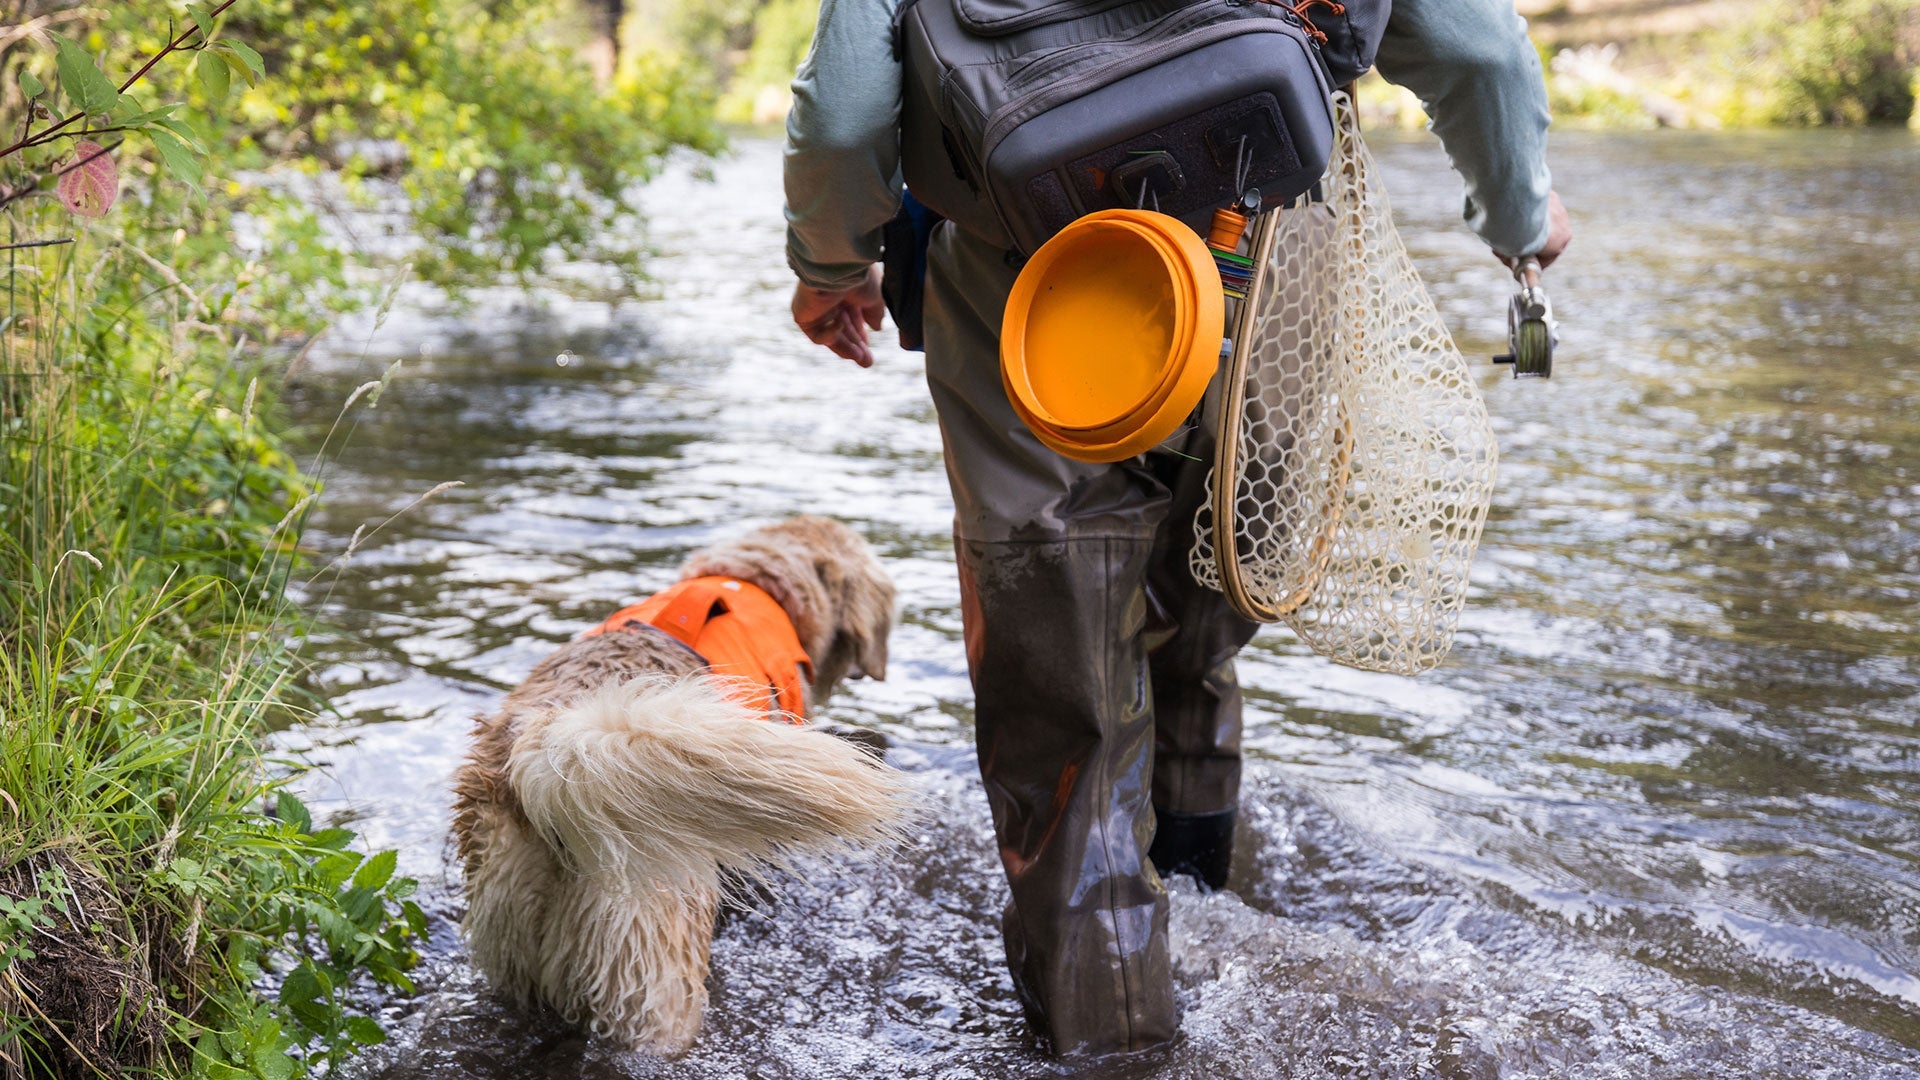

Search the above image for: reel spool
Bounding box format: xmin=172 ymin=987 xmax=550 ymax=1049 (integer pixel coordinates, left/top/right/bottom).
xmin=1493 ymin=257 xmax=1557 ymax=378
xmin=1190 ymin=93 xmax=1500 ymax=676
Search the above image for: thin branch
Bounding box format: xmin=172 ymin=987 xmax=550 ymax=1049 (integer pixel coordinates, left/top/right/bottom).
xmin=0 ymin=0 xmax=241 ymax=161
xmin=111 ymin=234 xmax=202 ymax=310
xmin=0 ymin=238 xmax=74 ymax=250
xmin=0 ymin=9 xmax=95 ymax=53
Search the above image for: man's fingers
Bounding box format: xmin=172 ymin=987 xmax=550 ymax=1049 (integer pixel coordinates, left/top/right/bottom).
xmin=829 ymin=329 xmax=874 ymax=367
xmin=823 ymin=308 xmax=874 ymax=367
xmin=790 ymin=273 xmax=881 ymax=368
xmin=802 ymin=316 xmax=838 ymax=346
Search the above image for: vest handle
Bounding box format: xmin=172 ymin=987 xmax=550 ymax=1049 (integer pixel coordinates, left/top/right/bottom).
xmin=650 ymin=580 xmax=729 ymax=649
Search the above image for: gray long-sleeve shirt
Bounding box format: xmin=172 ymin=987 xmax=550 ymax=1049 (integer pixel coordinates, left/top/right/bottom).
xmin=784 ymin=0 xmax=1554 ymax=291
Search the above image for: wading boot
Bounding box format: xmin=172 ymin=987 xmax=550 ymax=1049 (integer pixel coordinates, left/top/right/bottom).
xmin=1148 ymin=808 xmax=1236 ymax=889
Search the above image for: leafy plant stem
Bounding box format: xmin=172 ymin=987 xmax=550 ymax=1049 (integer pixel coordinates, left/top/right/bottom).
xmin=0 ymin=0 xmax=241 ymax=162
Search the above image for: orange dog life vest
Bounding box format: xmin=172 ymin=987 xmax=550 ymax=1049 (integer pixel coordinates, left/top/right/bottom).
xmin=582 ymin=577 xmax=812 ymax=723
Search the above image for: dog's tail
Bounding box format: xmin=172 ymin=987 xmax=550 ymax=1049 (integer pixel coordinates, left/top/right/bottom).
xmin=509 ymin=675 xmax=911 ymax=888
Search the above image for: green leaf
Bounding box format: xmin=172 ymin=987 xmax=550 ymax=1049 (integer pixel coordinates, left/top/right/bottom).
xmin=192 ymin=1031 xmax=222 ymax=1074
xmin=248 ymin=1019 xmax=295 ymax=1080
xmin=344 ymin=1016 xmax=387 ymax=1046
xmin=216 ymin=49 xmax=254 ymax=87
xmin=187 ymin=4 xmax=215 ymax=40
xmin=315 ymin=850 xmax=361 ymax=887
xmin=19 ymin=69 xmax=43 ymax=98
xmin=165 ymin=857 xmax=208 ymax=897
xmin=111 ymin=103 xmax=182 ymax=127
xmin=285 ymin=996 xmax=335 ymax=1039
xmin=145 ymin=127 xmax=202 ymax=190
xmin=52 ymin=35 xmax=120 ymax=114
xmin=340 ymin=885 xmax=381 ymax=927
xmin=274 ymin=791 xmax=311 ymax=835
xmin=313 ymin=906 xmax=354 ymax=951
xmin=366 ymin=960 xmax=416 ymax=994
xmin=352 ymin=849 xmax=397 ymax=892
xmin=154 ymin=117 xmax=200 ymax=148
xmin=278 ymin=960 xmax=329 ymax=1015
xmin=309 ymin=828 xmax=355 ymax=851
xmin=254 ymin=1048 xmax=295 ymax=1080
xmin=198 ymin=53 xmax=230 ymax=103
xmin=216 ymin=40 xmax=265 ymax=80
xmin=401 ymin=899 xmax=428 ymax=936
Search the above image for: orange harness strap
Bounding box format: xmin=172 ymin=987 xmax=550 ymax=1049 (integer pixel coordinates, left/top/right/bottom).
xmin=583 ymin=577 xmax=813 ymax=724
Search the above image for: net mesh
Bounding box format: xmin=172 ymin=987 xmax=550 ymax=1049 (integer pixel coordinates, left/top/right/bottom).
xmin=1190 ymin=93 xmax=1498 ymax=675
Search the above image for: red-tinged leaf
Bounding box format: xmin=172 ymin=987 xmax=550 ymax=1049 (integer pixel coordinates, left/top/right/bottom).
xmin=57 ymin=140 xmax=117 ymax=218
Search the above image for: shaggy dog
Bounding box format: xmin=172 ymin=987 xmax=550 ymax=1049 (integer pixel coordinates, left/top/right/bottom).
xmin=451 ymin=517 xmax=908 ymax=1055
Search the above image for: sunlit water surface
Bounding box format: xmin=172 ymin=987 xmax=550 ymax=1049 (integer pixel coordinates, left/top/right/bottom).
xmin=280 ymin=131 xmax=1920 ymax=1078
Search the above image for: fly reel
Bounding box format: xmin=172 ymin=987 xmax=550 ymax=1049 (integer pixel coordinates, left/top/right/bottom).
xmin=1492 ymin=256 xmax=1557 ymax=378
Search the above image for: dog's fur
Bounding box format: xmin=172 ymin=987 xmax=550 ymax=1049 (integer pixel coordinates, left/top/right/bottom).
xmin=451 ymin=517 xmax=906 ymax=1055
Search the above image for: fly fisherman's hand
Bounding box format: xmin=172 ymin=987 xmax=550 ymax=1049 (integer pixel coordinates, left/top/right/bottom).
xmin=1501 ymin=191 xmax=1571 ymax=271
xmin=792 ymin=265 xmax=886 ymax=368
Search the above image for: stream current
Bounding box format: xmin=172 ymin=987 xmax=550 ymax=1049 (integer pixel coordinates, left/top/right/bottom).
xmin=284 ymin=132 xmax=1920 ymax=1078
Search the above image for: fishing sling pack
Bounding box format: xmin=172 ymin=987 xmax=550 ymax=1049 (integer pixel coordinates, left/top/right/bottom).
xmin=894 ymin=0 xmax=1389 ymax=257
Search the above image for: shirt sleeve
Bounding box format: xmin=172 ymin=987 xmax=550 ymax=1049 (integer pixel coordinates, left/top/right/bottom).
xmin=782 ymin=0 xmax=905 ymax=291
xmin=1372 ymin=0 xmax=1555 ymax=258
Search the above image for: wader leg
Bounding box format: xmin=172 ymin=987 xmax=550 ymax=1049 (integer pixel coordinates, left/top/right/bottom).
xmin=1142 ymin=430 xmax=1260 ymax=889
xmin=957 ymin=535 xmax=1172 ymax=1054
xmin=924 ymin=224 xmax=1175 ymax=1056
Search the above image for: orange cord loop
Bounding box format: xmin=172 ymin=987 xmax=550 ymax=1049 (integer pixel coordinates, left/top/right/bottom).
xmin=1279 ymin=0 xmax=1344 ymax=44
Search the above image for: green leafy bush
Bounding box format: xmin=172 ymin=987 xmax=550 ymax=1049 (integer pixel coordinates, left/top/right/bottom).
xmin=716 ymin=0 xmax=818 ymax=124
xmin=3 ymin=0 xmax=718 ymax=320
xmin=201 ymin=0 xmax=721 ymax=289
xmin=1751 ymin=0 xmax=1919 ymax=126
xmin=0 ymin=0 xmax=726 ymax=1070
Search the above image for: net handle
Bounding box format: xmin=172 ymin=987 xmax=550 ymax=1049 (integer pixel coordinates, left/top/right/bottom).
xmin=1211 ymin=208 xmax=1282 ymax=623
xmin=1209 ymin=202 xmax=1353 ymax=623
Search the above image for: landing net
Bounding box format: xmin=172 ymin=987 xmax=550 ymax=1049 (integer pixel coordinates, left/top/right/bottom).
xmin=1190 ymin=93 xmax=1498 ymax=675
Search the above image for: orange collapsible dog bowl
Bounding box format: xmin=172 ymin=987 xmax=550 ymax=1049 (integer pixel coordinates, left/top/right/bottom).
xmin=1001 ymin=209 xmax=1224 ymax=463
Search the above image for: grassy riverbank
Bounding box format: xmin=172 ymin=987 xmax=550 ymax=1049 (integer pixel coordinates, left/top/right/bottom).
xmin=0 ymin=0 xmax=713 ymax=1074
xmin=1 ymin=237 xmax=424 ymax=1076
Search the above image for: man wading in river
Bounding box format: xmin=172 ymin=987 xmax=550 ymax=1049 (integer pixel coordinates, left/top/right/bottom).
xmin=784 ymin=0 xmax=1572 ymax=1057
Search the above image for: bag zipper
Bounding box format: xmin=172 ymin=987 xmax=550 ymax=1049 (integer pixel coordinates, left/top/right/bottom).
xmin=998 ymin=2 xmax=1225 ymax=94
xmin=981 ymin=9 xmax=1313 ymax=154
xmin=954 ymin=0 xmax=1143 ymax=37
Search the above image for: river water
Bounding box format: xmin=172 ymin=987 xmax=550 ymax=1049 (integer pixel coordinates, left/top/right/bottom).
xmin=282 ymin=131 xmax=1920 ymax=1078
